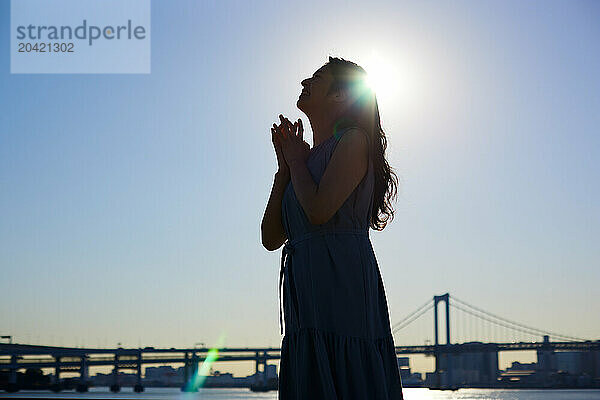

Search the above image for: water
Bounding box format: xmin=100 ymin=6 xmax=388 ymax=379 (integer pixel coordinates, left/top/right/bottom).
xmin=1 ymin=388 xmax=600 ymax=399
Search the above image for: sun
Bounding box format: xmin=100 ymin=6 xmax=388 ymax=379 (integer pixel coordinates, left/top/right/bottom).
xmin=360 ymin=49 xmax=424 ymax=116
xmin=363 ymin=57 xmax=394 ymax=95
xmin=362 ymin=51 xmax=398 ymax=101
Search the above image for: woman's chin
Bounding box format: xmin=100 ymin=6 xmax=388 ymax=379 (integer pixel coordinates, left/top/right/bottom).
xmin=297 ymin=97 xmax=310 ymax=111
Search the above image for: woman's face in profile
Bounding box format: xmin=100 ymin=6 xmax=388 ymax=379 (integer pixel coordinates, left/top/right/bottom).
xmin=297 ymin=65 xmax=334 ymax=114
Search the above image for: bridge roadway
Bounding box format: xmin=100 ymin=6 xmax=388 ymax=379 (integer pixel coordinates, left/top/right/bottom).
xmin=1 ymin=340 xmax=599 ymax=392
xmin=2 ymin=340 xmax=599 ymax=367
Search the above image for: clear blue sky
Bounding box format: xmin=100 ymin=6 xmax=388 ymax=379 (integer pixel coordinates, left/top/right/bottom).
xmin=1 ymin=0 xmax=598 ymax=375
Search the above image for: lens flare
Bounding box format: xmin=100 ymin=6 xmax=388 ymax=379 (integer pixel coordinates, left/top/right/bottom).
xmin=180 ymin=332 xmax=227 ymax=394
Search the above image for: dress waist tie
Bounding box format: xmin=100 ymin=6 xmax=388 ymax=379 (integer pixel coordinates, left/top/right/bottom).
xmin=278 ymin=228 xmax=369 ymax=335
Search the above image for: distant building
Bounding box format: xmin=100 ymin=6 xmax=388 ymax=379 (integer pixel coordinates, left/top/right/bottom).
xmin=89 ymin=371 xmax=139 ymax=386
xmin=248 ymin=364 xmax=277 ymax=384
xmin=497 ymin=339 xmax=600 ymax=388
xmin=431 ymin=343 xmax=498 ymax=387
xmin=506 ymin=361 xmax=537 ymax=371
xmin=556 ymin=351 xmax=584 ymax=375
xmin=396 ymin=357 xmax=423 ymax=387
xmin=144 ymin=366 xmax=184 ymax=386
xmin=536 ymin=336 xmax=600 ymax=381
xmin=203 ymin=370 xmax=253 ymax=388
xmin=548 ymin=349 xmax=599 ymax=379
xmin=265 ymin=364 xmax=277 ymax=380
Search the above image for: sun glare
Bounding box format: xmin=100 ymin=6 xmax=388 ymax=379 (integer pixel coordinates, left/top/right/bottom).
xmin=363 ymin=58 xmax=393 ymax=96
xmin=361 ymin=49 xmax=425 ymax=116
xmin=362 ymin=51 xmax=398 ymax=101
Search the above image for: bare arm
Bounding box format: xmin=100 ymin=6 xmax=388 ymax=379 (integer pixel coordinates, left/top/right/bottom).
xmin=261 ymin=121 xmax=291 ymax=251
xmin=286 ymin=128 xmax=369 ymax=225
xmin=261 ymin=171 xmax=288 ymax=251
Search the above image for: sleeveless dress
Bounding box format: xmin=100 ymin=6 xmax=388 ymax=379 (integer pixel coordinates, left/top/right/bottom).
xmin=278 ymin=126 xmax=404 ymax=399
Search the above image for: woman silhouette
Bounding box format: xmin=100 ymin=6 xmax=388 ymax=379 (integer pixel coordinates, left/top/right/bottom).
xmin=261 ymin=56 xmax=404 ymax=399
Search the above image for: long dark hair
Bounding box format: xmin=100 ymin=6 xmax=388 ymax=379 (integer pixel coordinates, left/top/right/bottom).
xmin=324 ymin=56 xmax=398 ymax=230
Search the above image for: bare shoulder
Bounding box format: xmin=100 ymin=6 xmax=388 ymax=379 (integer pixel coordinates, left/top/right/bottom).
xmin=334 ymin=127 xmax=369 ymax=158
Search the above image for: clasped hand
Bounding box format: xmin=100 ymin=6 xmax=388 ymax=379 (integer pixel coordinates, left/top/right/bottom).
xmin=271 ymin=114 xmax=310 ymax=175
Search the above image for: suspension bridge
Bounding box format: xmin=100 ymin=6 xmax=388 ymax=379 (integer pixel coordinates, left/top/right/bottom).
xmin=390 ymin=293 xmax=598 ymax=388
xmin=1 ymin=293 xmax=598 ymax=392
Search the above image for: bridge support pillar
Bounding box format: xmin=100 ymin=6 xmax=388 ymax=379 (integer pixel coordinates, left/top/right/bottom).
xmin=50 ymin=356 xmax=61 ymax=392
xmin=6 ymin=355 xmax=19 ymax=393
xmin=76 ymin=356 xmax=89 ymax=392
xmin=181 ymin=352 xmax=199 ymax=392
xmin=263 ymin=350 xmax=269 ymax=384
xmin=255 ymin=351 xmax=260 ymax=376
xmin=250 ymin=350 xmax=271 ymax=390
xmin=9 ymin=355 xmax=17 ymax=384
xmin=134 ymin=350 xmax=144 ymax=392
xmin=190 ymin=353 xmax=199 ymax=391
xmin=182 ymin=352 xmax=189 ymax=391
xmin=54 ymin=356 xmax=61 ymax=384
xmin=110 ymin=353 xmax=120 ymax=392
xmin=254 ymin=351 xmax=267 ymax=385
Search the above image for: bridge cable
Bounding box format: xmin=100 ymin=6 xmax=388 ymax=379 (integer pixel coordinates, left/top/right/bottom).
xmin=449 ymin=301 xmax=584 ymax=342
xmin=451 ymin=296 xmax=586 ymax=342
xmin=451 ymin=302 xmax=554 ymax=340
xmin=392 ymin=301 xmax=434 ymax=335
xmin=391 ymin=299 xmax=433 ymax=330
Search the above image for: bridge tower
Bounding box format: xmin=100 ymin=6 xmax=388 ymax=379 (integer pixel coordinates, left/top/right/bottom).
xmin=433 ymin=293 xmax=451 ymax=388
xmin=434 ymin=293 xmax=450 ymax=346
